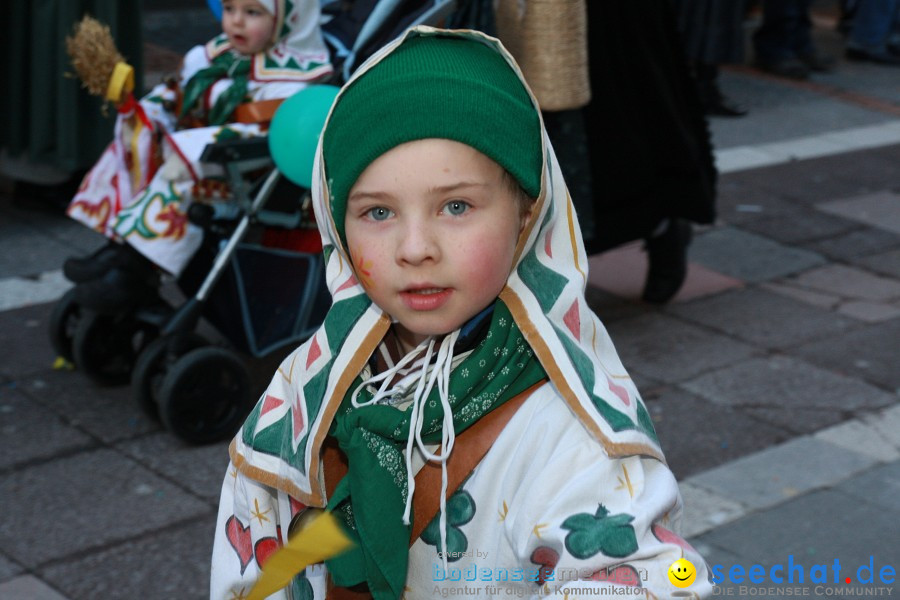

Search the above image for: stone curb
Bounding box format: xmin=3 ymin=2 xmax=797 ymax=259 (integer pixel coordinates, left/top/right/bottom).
xmin=682 ymin=403 xmax=900 ymax=538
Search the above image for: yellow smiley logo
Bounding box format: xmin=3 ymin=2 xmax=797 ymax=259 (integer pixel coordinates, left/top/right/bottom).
xmin=668 ymin=558 xmax=696 ymax=587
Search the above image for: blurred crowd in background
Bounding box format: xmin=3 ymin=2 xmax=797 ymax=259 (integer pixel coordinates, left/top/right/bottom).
xmin=1 ymin=0 xmax=898 ymax=306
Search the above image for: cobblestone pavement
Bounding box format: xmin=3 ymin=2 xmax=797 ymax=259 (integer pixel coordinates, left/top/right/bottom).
xmin=0 ymin=3 xmax=898 ymax=599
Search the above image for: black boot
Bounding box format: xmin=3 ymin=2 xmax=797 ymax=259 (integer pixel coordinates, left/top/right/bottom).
xmin=73 ymin=251 xmax=160 ymax=314
xmin=695 ymin=63 xmax=748 ymax=117
xmin=63 ymin=242 xmax=148 ymax=283
xmin=642 ymin=219 xmax=692 ymax=304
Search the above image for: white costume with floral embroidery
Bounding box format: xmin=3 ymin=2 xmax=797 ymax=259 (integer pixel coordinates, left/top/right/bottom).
xmin=211 ymin=382 xmax=712 ymax=599
xmin=66 ymin=0 xmax=330 ymax=276
xmin=210 ymin=27 xmax=712 ymax=600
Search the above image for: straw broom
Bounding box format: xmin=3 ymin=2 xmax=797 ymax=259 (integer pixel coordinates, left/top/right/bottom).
xmin=66 ymin=15 xmax=135 ymax=108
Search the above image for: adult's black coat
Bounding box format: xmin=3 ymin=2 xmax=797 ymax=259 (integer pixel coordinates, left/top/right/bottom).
xmin=579 ymin=0 xmax=717 ymax=252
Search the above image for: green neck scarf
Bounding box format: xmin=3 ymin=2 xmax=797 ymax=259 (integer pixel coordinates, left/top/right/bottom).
xmin=324 ymin=301 xmax=546 ymax=599
xmin=180 ymin=51 xmax=251 ymax=125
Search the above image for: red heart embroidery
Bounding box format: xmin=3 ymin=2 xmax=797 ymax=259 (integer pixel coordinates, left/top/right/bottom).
xmin=652 ymin=523 xmax=698 ymax=553
xmin=225 ymin=515 xmax=253 ymax=574
xmin=530 ymin=546 xmax=560 ymax=585
xmin=255 ymin=534 xmax=282 ymax=569
xmin=290 ymin=496 xmax=307 ymax=517
xmin=589 ymin=564 xmax=642 ymax=587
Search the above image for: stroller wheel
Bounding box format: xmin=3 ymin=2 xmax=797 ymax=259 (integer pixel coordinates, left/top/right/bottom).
xmin=158 ymin=347 xmax=251 ymax=444
xmin=72 ymin=310 xmax=158 ymax=385
xmin=131 ymin=333 xmax=208 ymax=421
xmin=48 ymin=289 xmax=82 ymax=362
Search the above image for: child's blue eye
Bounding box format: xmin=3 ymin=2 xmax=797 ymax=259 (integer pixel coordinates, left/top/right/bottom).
xmin=444 ymin=200 xmax=469 ymax=216
xmin=366 ymin=207 xmax=393 ymax=221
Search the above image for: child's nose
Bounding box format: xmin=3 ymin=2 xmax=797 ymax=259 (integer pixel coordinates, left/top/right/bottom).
xmin=396 ymin=222 xmax=440 ymax=265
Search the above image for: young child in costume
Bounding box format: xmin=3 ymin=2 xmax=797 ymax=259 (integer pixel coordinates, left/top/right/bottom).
xmin=65 ymin=0 xmax=331 ymax=310
xmin=211 ymin=27 xmax=712 ymax=600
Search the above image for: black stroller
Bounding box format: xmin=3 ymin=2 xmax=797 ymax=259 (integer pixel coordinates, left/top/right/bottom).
xmin=49 ymin=0 xmax=458 ymax=444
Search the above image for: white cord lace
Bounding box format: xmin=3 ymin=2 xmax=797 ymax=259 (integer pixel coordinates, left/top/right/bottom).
xmin=349 ymin=330 xmax=460 ymax=573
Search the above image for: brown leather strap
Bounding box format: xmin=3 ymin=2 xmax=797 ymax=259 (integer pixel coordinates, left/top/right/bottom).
xmin=327 ymin=581 xmax=373 ymax=600
xmin=322 ymin=436 xmax=349 ymax=499
xmin=322 ymin=380 xmax=545 ymax=599
xmin=409 ymin=380 xmax=544 ymax=543
xmin=233 ymin=98 xmax=285 ymax=124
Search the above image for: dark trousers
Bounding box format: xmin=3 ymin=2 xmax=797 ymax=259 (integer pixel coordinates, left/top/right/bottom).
xmin=753 ymin=0 xmax=815 ymax=62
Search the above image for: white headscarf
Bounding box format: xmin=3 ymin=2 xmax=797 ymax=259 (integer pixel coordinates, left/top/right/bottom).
xmin=205 ymin=0 xmax=332 ymax=82
xmin=229 ymin=27 xmax=664 ymax=506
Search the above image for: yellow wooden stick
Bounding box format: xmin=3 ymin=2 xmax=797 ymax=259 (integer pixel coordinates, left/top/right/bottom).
xmin=106 ymin=61 xmax=134 ymax=103
xmin=247 ymin=511 xmax=353 ymax=600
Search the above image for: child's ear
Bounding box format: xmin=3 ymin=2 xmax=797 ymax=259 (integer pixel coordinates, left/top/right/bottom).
xmin=519 ymin=202 xmax=534 ymax=234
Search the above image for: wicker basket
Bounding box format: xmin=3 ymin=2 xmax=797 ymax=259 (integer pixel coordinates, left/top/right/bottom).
xmin=495 ymin=0 xmax=591 ymax=111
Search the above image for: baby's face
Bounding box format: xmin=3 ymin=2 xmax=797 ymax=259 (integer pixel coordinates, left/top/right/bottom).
xmin=222 ymin=0 xmax=276 ymax=55
xmin=345 ymin=139 xmax=529 ymax=352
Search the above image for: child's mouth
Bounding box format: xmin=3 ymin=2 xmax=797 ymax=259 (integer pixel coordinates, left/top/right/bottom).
xmin=399 ymin=287 xmax=451 ymax=311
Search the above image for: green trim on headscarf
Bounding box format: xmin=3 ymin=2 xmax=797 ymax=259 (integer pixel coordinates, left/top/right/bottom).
xmin=324 ymin=301 xmax=546 ymax=599
xmin=322 ymin=33 xmax=542 ymax=244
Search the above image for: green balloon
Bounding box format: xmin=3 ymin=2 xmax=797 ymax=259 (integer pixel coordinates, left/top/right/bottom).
xmin=268 ymin=84 xmax=341 ymax=189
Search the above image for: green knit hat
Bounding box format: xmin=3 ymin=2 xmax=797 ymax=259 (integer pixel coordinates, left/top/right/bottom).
xmin=322 ymin=32 xmax=542 ymax=242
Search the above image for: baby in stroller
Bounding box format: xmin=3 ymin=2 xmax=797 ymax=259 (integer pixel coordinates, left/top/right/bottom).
xmin=65 ymin=0 xmax=332 ymax=313
xmin=54 ymin=0 xmax=459 ymax=445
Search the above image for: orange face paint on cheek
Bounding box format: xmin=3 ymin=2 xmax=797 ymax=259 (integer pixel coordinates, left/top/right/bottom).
xmin=351 ymin=249 xmax=375 ymax=289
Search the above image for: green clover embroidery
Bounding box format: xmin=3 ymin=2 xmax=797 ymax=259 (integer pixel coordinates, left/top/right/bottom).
xmin=561 ymin=504 xmax=638 ymax=559
xmin=420 ymin=490 xmax=476 ymax=561
xmin=290 ymin=570 xmax=314 ymax=600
